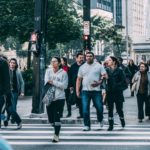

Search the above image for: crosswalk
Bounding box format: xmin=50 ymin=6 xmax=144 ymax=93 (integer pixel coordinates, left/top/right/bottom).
xmin=1 ymin=124 xmax=150 ymax=146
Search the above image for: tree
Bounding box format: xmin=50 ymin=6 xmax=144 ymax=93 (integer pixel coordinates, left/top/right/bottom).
xmin=0 ymin=0 xmax=82 ymax=49
xmin=91 ymin=16 xmax=125 ymax=57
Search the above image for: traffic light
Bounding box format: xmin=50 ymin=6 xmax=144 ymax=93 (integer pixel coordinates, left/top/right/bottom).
xmin=83 ymin=35 xmax=88 ymax=40
xmin=29 ymin=31 xmax=41 ymax=55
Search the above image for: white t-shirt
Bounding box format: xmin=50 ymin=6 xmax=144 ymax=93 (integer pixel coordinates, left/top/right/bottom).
xmin=78 ymin=62 xmax=106 ymax=91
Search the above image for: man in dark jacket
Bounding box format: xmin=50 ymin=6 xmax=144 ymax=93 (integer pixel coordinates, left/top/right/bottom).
xmin=0 ymin=55 xmax=22 ymax=129
xmin=69 ymin=53 xmax=84 ymax=118
xmin=0 ymin=55 xmax=11 ymax=128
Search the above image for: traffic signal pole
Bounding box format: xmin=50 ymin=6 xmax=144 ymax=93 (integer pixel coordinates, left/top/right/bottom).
xmin=31 ymin=0 xmax=48 ymax=113
xmin=83 ymin=0 xmax=91 ymax=51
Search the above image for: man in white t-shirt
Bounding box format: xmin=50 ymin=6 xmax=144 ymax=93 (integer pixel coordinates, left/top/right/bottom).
xmin=76 ymin=52 xmax=107 ymax=131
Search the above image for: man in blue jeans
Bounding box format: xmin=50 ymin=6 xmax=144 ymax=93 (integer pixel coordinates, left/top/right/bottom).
xmin=76 ymin=52 xmax=107 ymax=131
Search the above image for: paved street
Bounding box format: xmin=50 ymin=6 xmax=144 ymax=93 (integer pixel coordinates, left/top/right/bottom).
xmin=1 ymin=88 xmax=150 ymax=150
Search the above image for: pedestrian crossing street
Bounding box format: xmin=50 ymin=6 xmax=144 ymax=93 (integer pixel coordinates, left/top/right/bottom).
xmin=1 ymin=124 xmax=150 ymax=146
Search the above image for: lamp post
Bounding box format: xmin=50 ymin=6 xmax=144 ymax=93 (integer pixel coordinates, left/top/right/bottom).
xmin=125 ymin=0 xmax=129 ymax=62
xmin=83 ymin=0 xmax=91 ymax=51
xmin=31 ymin=0 xmax=48 ymax=114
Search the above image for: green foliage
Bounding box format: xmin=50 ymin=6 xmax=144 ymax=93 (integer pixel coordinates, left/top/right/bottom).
xmin=91 ymin=16 xmax=125 ymax=57
xmin=22 ymin=69 xmax=33 ymax=96
xmin=0 ymin=0 xmax=82 ymax=50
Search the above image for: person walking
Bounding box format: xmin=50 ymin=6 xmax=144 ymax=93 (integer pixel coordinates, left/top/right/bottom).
xmin=0 ymin=55 xmax=11 ymax=128
xmin=44 ymin=57 xmax=68 ymax=142
xmin=9 ymin=58 xmax=24 ymax=112
xmin=128 ymin=59 xmax=138 ymax=96
xmin=0 ymin=55 xmax=22 ymax=129
xmin=76 ymin=52 xmax=107 ymax=131
xmin=69 ymin=53 xmax=84 ymax=118
xmin=106 ymin=56 xmax=126 ymax=131
xmin=61 ymin=57 xmax=71 ymax=117
xmin=132 ymin=62 xmax=150 ymax=122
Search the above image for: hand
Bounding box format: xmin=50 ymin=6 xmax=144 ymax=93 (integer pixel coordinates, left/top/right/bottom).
xmin=20 ymin=93 xmax=24 ymax=97
xmin=48 ymin=80 xmax=53 ymax=84
xmin=91 ymin=81 xmax=100 ymax=87
xmin=70 ymin=87 xmax=74 ymax=92
xmin=76 ymin=91 xmax=80 ymax=98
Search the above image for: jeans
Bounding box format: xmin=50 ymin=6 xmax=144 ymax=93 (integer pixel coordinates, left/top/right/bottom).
xmin=81 ymin=91 xmax=103 ymax=127
xmin=137 ymin=93 xmax=149 ymax=119
xmin=11 ymin=92 xmax=19 ymax=112
xmin=0 ymin=95 xmax=5 ymax=128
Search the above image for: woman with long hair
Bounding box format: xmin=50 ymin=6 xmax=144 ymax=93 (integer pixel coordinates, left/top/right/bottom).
xmin=61 ymin=57 xmax=71 ymax=117
xmin=128 ymin=59 xmax=138 ymax=96
xmin=106 ymin=56 xmax=126 ymax=131
xmin=44 ymin=57 xmax=68 ymax=142
xmin=132 ymin=62 xmax=150 ymax=122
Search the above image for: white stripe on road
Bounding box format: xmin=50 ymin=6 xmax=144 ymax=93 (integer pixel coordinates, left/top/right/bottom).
xmin=1 ymin=130 xmax=150 ymax=134
xmin=8 ymin=141 xmax=150 ymax=146
xmin=3 ymin=126 xmax=150 ymax=130
xmin=3 ymin=135 xmax=150 ymax=140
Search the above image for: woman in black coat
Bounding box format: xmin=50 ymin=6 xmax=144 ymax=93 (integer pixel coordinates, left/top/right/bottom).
xmin=106 ymin=56 xmax=127 ymax=131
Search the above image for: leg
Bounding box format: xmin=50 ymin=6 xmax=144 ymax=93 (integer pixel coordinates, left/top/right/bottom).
xmin=92 ymin=91 xmax=103 ymax=122
xmin=0 ymin=96 xmax=5 ymax=128
xmin=52 ymin=100 xmax=65 ymax=142
xmin=46 ymin=102 xmax=55 ymax=125
xmin=81 ymin=91 xmax=91 ymax=128
xmin=137 ymin=93 xmax=144 ymax=120
xmin=115 ymin=100 xmax=125 ymax=127
xmin=65 ymin=89 xmax=71 ymax=117
xmin=107 ymin=93 xmax=114 ymax=131
xmin=144 ymin=95 xmax=150 ymax=117
xmin=11 ymin=92 xmax=18 ymax=112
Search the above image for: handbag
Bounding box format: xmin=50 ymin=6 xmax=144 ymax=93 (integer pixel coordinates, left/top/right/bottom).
xmin=68 ymin=90 xmax=76 ymax=105
xmin=131 ymin=81 xmax=137 ymax=92
xmin=42 ymin=84 xmax=55 ymax=106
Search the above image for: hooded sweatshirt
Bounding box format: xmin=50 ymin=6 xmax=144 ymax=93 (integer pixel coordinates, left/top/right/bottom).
xmin=44 ymin=68 xmax=68 ymax=100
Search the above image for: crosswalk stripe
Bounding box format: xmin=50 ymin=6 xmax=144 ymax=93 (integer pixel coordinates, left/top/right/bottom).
xmin=1 ymin=124 xmax=150 ymax=146
xmin=3 ymin=135 xmax=150 ymax=140
xmin=8 ymin=141 xmax=150 ymax=146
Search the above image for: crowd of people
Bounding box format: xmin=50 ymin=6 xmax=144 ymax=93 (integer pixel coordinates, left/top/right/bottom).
xmin=1 ymin=51 xmax=150 ymax=144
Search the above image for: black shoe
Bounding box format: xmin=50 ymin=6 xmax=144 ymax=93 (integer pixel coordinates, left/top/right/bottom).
xmin=77 ymin=116 xmax=83 ymax=119
xmin=107 ymin=126 xmax=113 ymax=131
xmin=139 ymin=119 xmax=143 ymax=123
xmin=4 ymin=120 xmax=8 ymax=127
xmin=66 ymin=114 xmax=71 ymax=118
xmin=120 ymin=119 xmax=125 ymax=128
xmin=11 ymin=119 xmax=15 ymax=124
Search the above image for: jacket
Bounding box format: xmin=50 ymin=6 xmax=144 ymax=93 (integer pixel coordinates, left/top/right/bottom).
xmin=106 ymin=67 xmax=127 ymax=93
xmin=0 ymin=58 xmax=11 ymax=95
xmin=132 ymin=71 xmax=150 ymax=95
xmin=10 ymin=69 xmax=25 ymax=94
xmin=44 ymin=68 xmax=68 ymax=100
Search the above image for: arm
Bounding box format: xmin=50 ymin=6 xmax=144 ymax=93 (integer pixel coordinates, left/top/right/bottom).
xmin=18 ymin=71 xmax=25 ymax=95
xmin=52 ymin=72 xmax=68 ymax=90
xmin=76 ymin=77 xmax=82 ymax=97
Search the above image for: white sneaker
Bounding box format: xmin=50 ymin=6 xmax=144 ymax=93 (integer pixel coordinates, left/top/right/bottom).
xmin=100 ymin=121 xmax=104 ymax=128
xmin=83 ymin=126 xmax=90 ymax=131
xmin=17 ymin=123 xmax=22 ymax=129
xmin=52 ymin=134 xmax=59 ymax=143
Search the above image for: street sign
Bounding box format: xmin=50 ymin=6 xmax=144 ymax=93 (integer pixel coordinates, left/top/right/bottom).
xmin=83 ymin=21 xmax=90 ymax=35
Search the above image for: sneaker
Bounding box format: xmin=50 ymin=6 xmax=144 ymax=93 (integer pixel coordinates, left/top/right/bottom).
xmin=83 ymin=126 xmax=90 ymax=131
xmin=4 ymin=120 xmax=8 ymax=127
xmin=66 ymin=114 xmax=71 ymax=118
xmin=100 ymin=121 xmax=104 ymax=128
xmin=17 ymin=123 xmax=22 ymax=129
xmin=77 ymin=115 xmax=83 ymax=119
xmin=52 ymin=134 xmax=59 ymax=143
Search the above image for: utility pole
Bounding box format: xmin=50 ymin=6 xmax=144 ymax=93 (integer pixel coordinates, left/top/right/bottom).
xmin=31 ymin=0 xmax=48 ymax=114
xmin=125 ymin=0 xmax=129 ymax=62
xmin=83 ymin=0 xmax=91 ymax=51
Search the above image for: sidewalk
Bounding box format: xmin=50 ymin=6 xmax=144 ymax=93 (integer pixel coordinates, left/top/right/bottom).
xmin=17 ymin=88 xmax=150 ymax=125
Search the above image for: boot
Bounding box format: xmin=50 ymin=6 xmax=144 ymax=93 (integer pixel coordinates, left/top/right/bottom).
xmin=107 ymin=119 xmax=114 ymax=131
xmin=120 ymin=118 xmax=125 ymax=128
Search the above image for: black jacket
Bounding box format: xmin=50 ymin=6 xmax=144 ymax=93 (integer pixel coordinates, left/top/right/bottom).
xmin=106 ymin=67 xmax=127 ymax=93
xmin=69 ymin=62 xmax=83 ymax=88
xmin=0 ymin=58 xmax=11 ymax=95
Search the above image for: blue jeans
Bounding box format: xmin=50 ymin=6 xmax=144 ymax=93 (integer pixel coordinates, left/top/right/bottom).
xmin=11 ymin=92 xmax=18 ymax=112
xmin=81 ymin=91 xmax=103 ymax=127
